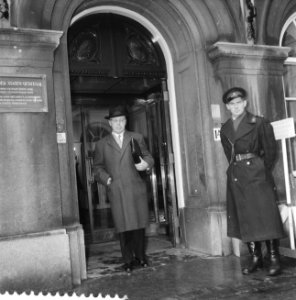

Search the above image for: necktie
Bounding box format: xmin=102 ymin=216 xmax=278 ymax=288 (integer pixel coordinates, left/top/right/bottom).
xmin=117 ymin=134 xmax=122 ymax=148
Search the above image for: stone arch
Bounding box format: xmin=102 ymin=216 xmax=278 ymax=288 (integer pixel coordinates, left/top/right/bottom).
xmin=13 ymin=1 xmax=236 ymax=208
xmin=8 ymin=0 xmax=246 ymax=255
xmin=13 ymin=0 xmax=238 ymax=51
xmin=265 ymin=0 xmax=296 ymax=45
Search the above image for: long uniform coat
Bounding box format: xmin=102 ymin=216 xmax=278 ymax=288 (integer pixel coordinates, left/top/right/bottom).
xmin=220 ymin=111 xmax=285 ymax=242
xmin=93 ymin=130 xmax=154 ymax=233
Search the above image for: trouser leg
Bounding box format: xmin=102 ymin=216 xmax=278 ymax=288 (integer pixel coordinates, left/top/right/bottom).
xmin=265 ymin=239 xmax=281 ymax=276
xmin=118 ymin=230 xmax=134 ymax=264
xmin=242 ymin=241 xmax=263 ymax=275
xmin=132 ymin=228 xmax=146 ymax=261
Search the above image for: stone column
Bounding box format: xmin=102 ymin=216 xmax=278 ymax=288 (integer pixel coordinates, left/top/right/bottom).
xmin=0 ymin=28 xmax=80 ymax=292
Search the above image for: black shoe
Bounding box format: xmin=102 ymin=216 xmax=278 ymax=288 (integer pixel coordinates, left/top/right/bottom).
xmin=268 ymin=256 xmax=281 ymax=276
xmin=140 ymin=259 xmax=148 ymax=268
xmin=242 ymin=242 xmax=263 ymax=275
xmin=242 ymin=256 xmax=263 ymax=275
xmin=266 ymin=240 xmax=281 ymax=276
xmin=134 ymin=257 xmax=148 ymax=268
xmin=122 ymin=263 xmax=133 ymax=273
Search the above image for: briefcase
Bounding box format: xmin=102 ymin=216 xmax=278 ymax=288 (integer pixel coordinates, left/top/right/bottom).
xmin=130 ymin=137 xmax=142 ymax=164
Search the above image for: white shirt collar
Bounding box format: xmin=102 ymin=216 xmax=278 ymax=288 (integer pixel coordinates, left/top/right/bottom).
xmin=112 ymin=131 xmax=124 ymax=139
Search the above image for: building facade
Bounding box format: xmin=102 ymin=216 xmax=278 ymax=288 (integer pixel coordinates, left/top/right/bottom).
xmin=1 ymin=0 xmax=295 ymax=292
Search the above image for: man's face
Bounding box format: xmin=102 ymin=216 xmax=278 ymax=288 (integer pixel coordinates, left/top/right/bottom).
xmin=108 ymin=116 xmax=127 ymax=134
xmin=226 ymin=97 xmax=247 ymax=118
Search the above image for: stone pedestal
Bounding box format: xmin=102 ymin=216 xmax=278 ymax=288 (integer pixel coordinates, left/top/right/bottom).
xmin=0 ymin=230 xmax=72 ymax=292
xmin=180 ymin=206 xmax=232 ymax=256
xmin=0 ymin=28 xmax=86 ymax=291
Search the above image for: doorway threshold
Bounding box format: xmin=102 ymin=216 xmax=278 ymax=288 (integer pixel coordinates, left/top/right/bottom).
xmin=85 ymin=235 xmax=176 ymax=279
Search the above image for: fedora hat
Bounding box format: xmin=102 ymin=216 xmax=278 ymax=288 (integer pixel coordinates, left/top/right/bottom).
xmin=105 ymin=105 xmax=127 ymax=120
xmin=222 ymin=87 xmax=247 ymax=104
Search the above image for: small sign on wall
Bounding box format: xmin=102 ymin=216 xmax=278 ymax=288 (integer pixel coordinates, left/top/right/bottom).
xmin=213 ymin=127 xmax=221 ymax=141
xmin=57 ymin=132 xmax=67 ymax=144
xmin=211 ymin=104 xmax=221 ymax=120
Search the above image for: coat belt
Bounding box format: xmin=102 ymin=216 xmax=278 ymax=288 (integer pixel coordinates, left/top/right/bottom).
xmin=234 ymin=153 xmax=257 ymax=162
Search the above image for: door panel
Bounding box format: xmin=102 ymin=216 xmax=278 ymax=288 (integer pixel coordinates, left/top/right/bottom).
xmin=130 ymin=85 xmax=180 ymax=245
xmin=76 ymin=109 xmax=116 ymax=244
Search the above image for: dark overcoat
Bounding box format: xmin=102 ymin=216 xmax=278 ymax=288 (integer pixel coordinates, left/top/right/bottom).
xmin=93 ymin=130 xmax=154 ymax=233
xmin=220 ymin=111 xmax=285 ymax=242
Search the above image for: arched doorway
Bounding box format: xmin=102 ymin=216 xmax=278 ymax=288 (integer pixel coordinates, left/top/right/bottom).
xmin=68 ymin=12 xmax=180 ymax=247
xmin=13 ymin=0 xmax=245 ymax=258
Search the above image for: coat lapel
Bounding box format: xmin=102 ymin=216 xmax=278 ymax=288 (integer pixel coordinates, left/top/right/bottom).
xmin=221 ymin=111 xmax=257 ymax=143
xmin=107 ymin=131 xmax=133 ymax=159
xmin=121 ymin=131 xmax=132 ymax=155
xmin=106 ymin=134 xmax=121 ymax=153
xmin=221 ymin=119 xmax=235 ymax=143
xmin=234 ymin=112 xmax=256 ymax=140
xmin=106 ymin=131 xmax=134 ymax=161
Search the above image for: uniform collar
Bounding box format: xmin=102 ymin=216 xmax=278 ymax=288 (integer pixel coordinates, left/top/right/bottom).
xmin=222 ymin=111 xmax=256 ymax=141
xmin=231 ymin=111 xmax=246 ymax=122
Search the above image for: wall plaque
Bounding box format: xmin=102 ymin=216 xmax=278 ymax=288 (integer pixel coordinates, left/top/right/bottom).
xmin=0 ymin=74 xmax=48 ymax=112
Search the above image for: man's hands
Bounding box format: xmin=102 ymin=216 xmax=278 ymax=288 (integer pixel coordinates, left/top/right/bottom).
xmin=106 ymin=158 xmax=149 ymax=185
xmin=135 ymin=157 xmax=149 ymax=171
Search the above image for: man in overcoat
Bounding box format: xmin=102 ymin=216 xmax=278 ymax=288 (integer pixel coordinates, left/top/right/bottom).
xmin=220 ymin=87 xmax=285 ymax=276
xmin=93 ymin=105 xmax=154 ymax=273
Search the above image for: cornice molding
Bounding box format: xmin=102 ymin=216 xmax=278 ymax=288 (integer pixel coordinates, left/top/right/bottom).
xmin=208 ymin=42 xmax=291 ymax=61
xmin=0 ymin=27 xmax=63 ymax=48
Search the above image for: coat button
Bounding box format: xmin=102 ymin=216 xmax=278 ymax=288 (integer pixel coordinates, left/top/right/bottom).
xmin=234 ymin=178 xmax=238 ymax=182
xmin=246 ymin=161 xmax=250 ymax=165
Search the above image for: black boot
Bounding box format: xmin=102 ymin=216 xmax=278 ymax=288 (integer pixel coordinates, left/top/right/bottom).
xmin=265 ymin=240 xmax=281 ymax=276
xmin=242 ymin=241 xmax=263 ymax=275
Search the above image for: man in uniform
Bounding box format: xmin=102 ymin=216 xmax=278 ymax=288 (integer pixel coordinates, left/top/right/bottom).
xmin=220 ymin=87 xmax=285 ymax=276
xmin=93 ymin=105 xmax=154 ymax=274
